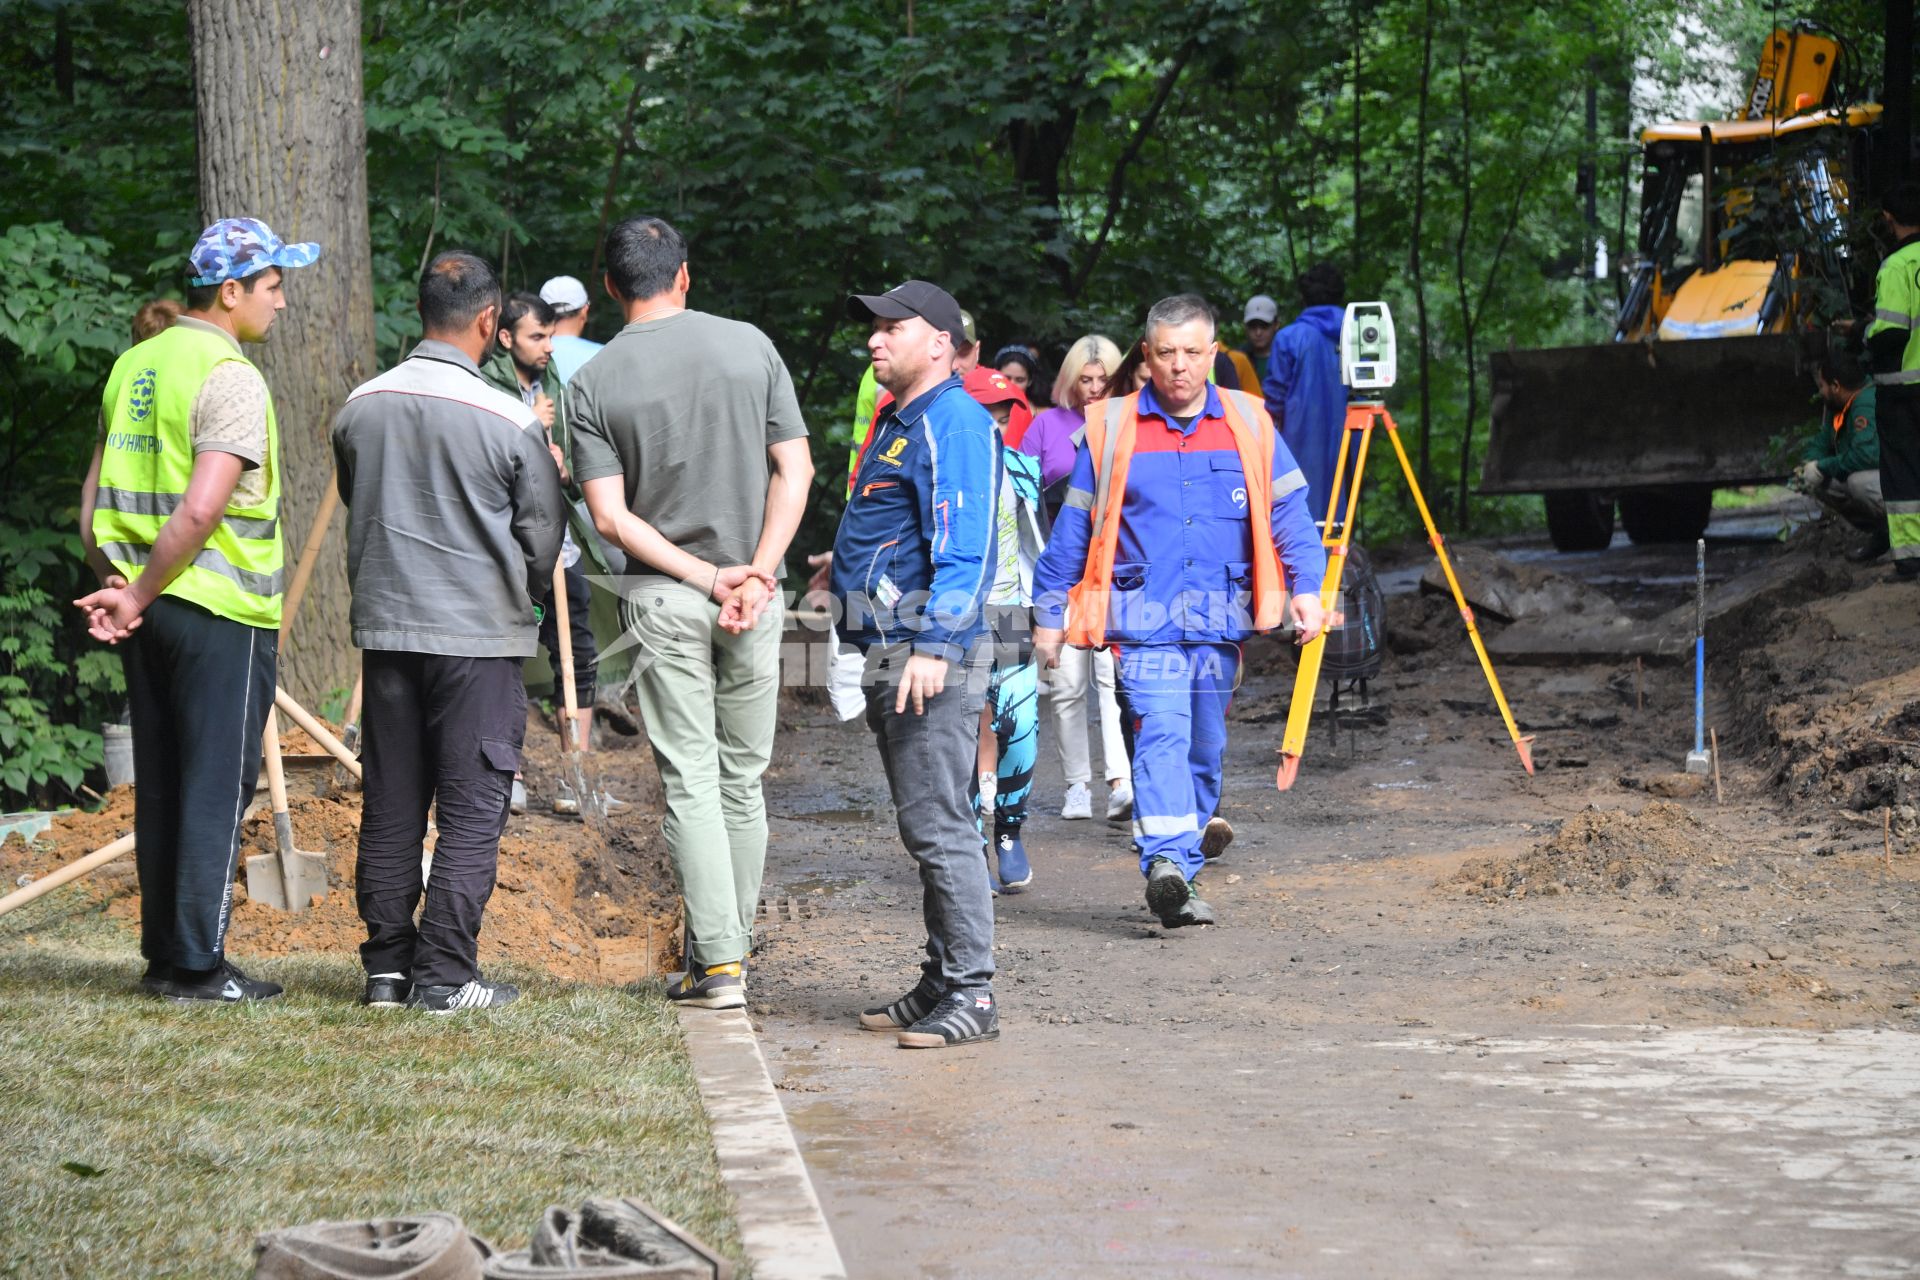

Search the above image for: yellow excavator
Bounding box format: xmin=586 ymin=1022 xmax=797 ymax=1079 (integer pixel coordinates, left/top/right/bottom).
xmin=1482 ymin=22 xmax=1883 ymax=550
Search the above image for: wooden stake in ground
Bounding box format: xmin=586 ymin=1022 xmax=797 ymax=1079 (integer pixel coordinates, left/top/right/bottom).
xmin=1710 ymin=727 xmax=1723 ymax=804
xmin=0 ymin=834 xmax=135 ymax=919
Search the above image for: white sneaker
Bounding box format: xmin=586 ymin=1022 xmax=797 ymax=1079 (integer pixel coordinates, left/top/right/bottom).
xmin=1106 ymin=779 xmax=1134 ymax=822
xmin=1061 ymin=781 xmax=1092 ymax=820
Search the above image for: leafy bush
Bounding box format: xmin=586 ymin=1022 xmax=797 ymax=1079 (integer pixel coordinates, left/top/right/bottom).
xmin=0 ymin=223 xmax=141 ymax=806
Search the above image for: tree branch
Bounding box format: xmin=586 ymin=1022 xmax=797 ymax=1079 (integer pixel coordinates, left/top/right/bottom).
xmin=1068 ymin=38 xmax=1198 ymax=300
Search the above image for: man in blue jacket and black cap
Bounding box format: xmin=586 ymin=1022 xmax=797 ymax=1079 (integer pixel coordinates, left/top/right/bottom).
xmin=830 ymin=279 xmax=1005 ymax=1050
xmin=1263 ymin=262 xmax=1350 ymax=527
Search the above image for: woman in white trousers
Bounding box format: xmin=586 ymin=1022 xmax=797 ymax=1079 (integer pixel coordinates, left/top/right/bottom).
xmin=1047 ymin=644 xmax=1131 ymax=820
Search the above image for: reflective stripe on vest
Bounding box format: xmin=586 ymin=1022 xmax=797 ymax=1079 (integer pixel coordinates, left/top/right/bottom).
xmin=94 ymin=323 xmax=284 ymax=628
xmin=1064 ymin=388 xmax=1286 ymax=648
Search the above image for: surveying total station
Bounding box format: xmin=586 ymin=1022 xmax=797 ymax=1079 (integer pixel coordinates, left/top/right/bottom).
xmin=1273 ymin=302 xmax=1535 ymax=790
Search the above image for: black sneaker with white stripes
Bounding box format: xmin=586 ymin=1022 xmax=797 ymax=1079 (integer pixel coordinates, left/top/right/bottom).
xmin=859 ymin=983 xmax=941 ymax=1032
xmin=162 ymin=959 xmax=283 ymax=1003
xmin=405 ymin=978 xmax=519 ymax=1013
xmin=897 ymin=989 xmax=999 ymax=1049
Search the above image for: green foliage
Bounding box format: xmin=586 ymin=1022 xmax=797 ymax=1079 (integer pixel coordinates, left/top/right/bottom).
xmin=0 ymin=520 xmax=120 ymax=803
xmin=0 ymin=218 xmax=141 ymax=806
xmin=0 ymin=0 xmax=1900 ymax=765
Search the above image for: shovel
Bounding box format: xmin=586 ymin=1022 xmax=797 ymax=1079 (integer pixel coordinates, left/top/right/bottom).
xmin=551 ymin=560 xmax=600 ymax=824
xmin=245 ymin=710 xmax=328 ymax=911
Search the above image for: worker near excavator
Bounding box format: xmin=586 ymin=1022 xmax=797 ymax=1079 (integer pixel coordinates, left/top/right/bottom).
xmin=1032 ymin=293 xmax=1327 ymax=931
xmin=1793 ymin=346 xmax=1884 ymax=561
xmin=1862 ymin=182 xmax=1920 ymax=580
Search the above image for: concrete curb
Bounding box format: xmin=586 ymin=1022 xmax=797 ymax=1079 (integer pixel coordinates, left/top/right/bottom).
xmin=676 ymin=1005 xmax=848 ymax=1280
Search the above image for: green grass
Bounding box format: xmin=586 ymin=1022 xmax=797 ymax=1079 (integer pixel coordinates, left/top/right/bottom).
xmin=1711 ymin=483 xmax=1793 ymax=510
xmin=0 ymin=892 xmax=743 ymax=1279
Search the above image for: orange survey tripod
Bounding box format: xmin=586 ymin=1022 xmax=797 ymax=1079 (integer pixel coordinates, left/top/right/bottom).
xmin=1274 ymin=399 xmax=1535 ymax=790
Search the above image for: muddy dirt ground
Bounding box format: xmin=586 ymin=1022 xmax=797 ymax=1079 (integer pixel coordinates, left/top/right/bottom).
xmin=7 ymin=502 xmax=1918 ymax=1277
xmin=745 ymin=507 xmax=1920 ymax=1279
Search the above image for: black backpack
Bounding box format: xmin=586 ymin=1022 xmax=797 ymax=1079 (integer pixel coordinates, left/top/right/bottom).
xmin=1318 ymin=542 xmax=1387 ymax=680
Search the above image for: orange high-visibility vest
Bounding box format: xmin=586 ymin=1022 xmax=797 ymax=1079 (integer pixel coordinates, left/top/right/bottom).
xmin=1065 ymin=388 xmax=1286 ymax=648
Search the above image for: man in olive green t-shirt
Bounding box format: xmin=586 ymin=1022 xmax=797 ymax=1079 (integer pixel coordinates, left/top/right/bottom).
xmin=571 ymin=215 xmax=814 ymax=1011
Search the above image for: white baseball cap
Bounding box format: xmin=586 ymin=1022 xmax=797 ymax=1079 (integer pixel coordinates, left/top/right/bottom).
xmin=1243 ymin=294 xmax=1279 ymax=325
xmin=539 ymin=275 xmax=590 ymax=314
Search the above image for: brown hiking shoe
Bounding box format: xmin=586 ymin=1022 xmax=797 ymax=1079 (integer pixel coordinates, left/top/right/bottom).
xmin=1201 ymin=816 xmax=1235 ymax=860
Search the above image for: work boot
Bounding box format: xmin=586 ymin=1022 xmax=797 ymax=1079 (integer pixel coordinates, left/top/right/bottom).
xmin=407 ymin=978 xmax=519 ymax=1013
xmin=995 ymin=830 xmax=1032 ymax=893
xmin=510 ymin=777 xmax=527 ymax=816
xmin=164 ymin=959 xmax=283 ymax=1003
xmin=1847 ymin=528 xmax=1891 ymax=563
xmin=667 ymin=962 xmax=746 ymax=1010
xmin=860 ymin=982 xmax=941 ymax=1031
xmin=897 ymin=989 xmax=999 ymax=1048
xmin=1201 ymin=815 xmax=1235 ymax=860
xmin=553 ymin=780 xmax=581 ymax=817
xmin=596 ymin=787 xmax=631 ymax=817
xmin=1145 ymin=857 xmax=1214 ymax=928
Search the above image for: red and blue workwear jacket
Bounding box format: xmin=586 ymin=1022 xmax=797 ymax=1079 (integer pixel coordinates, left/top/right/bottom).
xmin=1032 ymin=382 xmax=1326 ymax=645
xmin=830 ymin=375 xmax=1002 ymax=660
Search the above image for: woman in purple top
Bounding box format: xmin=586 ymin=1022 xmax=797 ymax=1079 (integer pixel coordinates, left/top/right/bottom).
xmin=1019 ymin=333 xmax=1133 ymax=823
xmin=1022 ymin=334 xmax=1124 ymax=492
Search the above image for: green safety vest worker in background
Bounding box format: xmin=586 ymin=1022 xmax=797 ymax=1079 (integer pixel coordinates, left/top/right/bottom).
xmin=1863 ymin=182 xmax=1920 ymax=578
xmin=93 ymin=322 xmax=285 ymax=627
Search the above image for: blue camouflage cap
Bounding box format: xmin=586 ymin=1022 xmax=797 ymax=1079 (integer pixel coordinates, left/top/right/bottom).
xmin=187 ymin=217 xmax=322 ymax=287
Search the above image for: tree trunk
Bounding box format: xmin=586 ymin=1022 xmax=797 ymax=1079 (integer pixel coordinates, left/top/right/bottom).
xmin=1453 ymin=35 xmax=1477 ymax=533
xmin=1350 ymin=0 xmax=1363 ymax=279
xmin=189 ymin=0 xmax=374 ymax=708
xmin=1411 ymin=0 xmax=1435 ymax=499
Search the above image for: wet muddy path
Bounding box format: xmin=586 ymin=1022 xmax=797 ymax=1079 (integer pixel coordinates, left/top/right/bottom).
xmin=745 ymin=511 xmax=1920 ymax=1279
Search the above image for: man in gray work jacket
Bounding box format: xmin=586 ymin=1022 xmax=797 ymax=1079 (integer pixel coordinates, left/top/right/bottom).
xmin=332 ymin=250 xmax=566 ymax=1013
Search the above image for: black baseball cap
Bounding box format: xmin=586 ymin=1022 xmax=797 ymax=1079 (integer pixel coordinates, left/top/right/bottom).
xmin=846 ymin=280 xmax=966 ymax=343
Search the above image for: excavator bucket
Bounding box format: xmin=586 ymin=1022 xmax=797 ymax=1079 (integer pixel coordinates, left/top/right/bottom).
xmin=1480 ymin=334 xmax=1811 ymax=494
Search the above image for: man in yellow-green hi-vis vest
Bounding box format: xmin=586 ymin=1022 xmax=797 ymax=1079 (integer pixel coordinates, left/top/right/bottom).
xmin=76 ymin=217 xmax=320 ymax=1004
xmin=1863 ymin=182 xmax=1920 ymax=579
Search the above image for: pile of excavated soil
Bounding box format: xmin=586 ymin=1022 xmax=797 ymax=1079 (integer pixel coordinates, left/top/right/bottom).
xmin=1715 ymin=558 xmax=1920 ymax=821
xmin=2 ymin=711 xmax=681 ymax=983
xmin=1450 ymin=801 xmax=1725 ymax=900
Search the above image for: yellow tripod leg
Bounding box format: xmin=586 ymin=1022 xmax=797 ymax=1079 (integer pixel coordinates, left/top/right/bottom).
xmin=1376 ymin=410 xmax=1535 ymax=775
xmin=1277 ymin=406 xmax=1374 ymax=790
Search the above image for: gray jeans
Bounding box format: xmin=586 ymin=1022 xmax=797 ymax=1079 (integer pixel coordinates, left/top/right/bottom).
xmin=1810 ymin=468 xmax=1885 ymax=532
xmin=863 ymin=644 xmax=996 ymax=995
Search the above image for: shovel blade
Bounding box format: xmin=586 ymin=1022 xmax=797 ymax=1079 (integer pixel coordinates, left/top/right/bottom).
xmin=244 ymin=849 xmax=328 ymax=913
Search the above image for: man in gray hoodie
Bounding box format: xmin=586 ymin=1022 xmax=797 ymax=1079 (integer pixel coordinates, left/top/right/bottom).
xmin=332 ymin=250 xmax=566 ymax=1013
